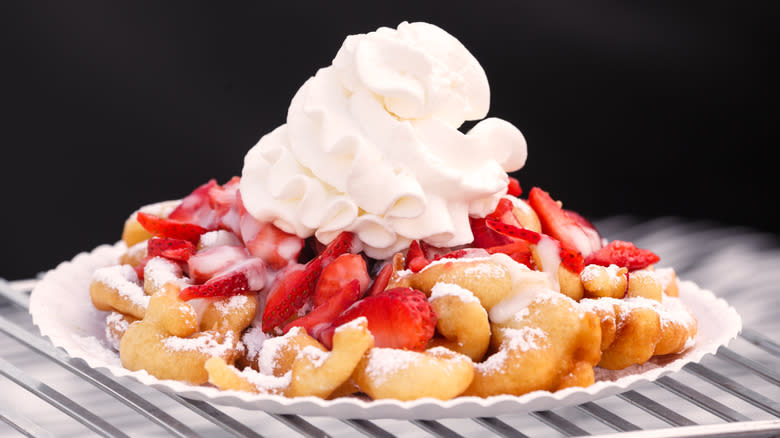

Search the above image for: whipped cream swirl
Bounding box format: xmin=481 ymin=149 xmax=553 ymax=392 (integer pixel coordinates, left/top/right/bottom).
xmin=241 ymin=22 xmax=528 ymax=259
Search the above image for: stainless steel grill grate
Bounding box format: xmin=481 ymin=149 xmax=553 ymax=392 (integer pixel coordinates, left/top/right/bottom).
xmin=2 ymin=217 xmax=779 ymax=438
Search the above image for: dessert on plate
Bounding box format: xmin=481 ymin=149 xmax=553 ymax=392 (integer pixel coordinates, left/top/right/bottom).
xmin=84 ymin=21 xmax=698 ymax=401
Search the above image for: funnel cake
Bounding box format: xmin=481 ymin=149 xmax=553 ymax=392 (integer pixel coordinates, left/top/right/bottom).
xmin=36 ymin=22 xmax=715 ymax=406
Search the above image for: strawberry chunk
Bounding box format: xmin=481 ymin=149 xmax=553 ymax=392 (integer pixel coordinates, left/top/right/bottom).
xmin=507 ymin=176 xmax=523 ymax=197
xmin=485 ymin=240 xmax=534 ymax=268
xmin=405 ymin=240 xmax=429 ymax=273
xmin=168 ymin=179 xmax=219 ymax=229
xmin=208 ymin=177 xmax=242 ymax=234
xmin=485 ymin=219 xmax=541 ymax=243
xmin=527 ymin=187 xmax=601 ymax=257
xmin=136 ymin=212 xmax=208 ymax=243
xmin=585 ymin=240 xmax=660 ymax=271
xmin=245 ymin=222 xmax=304 ymax=270
xmin=313 ymin=254 xmax=369 ymax=307
xmin=261 ymin=232 xmax=354 ymax=331
xmin=146 ymin=238 xmax=196 ymax=262
xmin=486 ymin=219 xmax=585 ymax=273
xmin=187 ymin=245 xmax=249 ymax=283
xmin=367 ymin=263 xmax=393 ymax=297
xmin=179 ymin=270 xmax=249 ymax=300
xmin=285 ymin=279 xmax=362 ymax=340
xmin=321 ymin=287 xmax=436 ymax=351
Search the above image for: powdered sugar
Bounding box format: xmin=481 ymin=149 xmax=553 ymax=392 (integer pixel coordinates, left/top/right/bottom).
xmin=364 ymin=348 xmax=420 ymax=386
xmin=242 ymin=325 xmax=270 ymax=364
xmin=239 ymin=367 xmax=291 ymax=393
xmin=579 ymin=295 xmax=696 ymax=330
xmin=257 ymin=327 xmax=304 ymax=375
xmin=91 ymin=264 xmax=150 ymax=309
xmin=144 ymin=257 xmax=188 ymax=290
xmin=213 ymin=295 xmax=249 ymax=314
xmin=581 ymin=264 xmax=624 ymax=284
xmin=300 ymin=345 xmax=329 ymax=367
xmin=476 ymin=326 xmax=546 ymax=374
xmin=163 ymin=330 xmax=236 ymax=358
xmin=105 ymin=312 xmax=130 ymax=350
xmin=429 ymin=282 xmax=480 ymax=304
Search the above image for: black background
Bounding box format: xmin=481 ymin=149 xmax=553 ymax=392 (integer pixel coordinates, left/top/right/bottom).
xmin=2 ymin=2 xmax=777 ymax=280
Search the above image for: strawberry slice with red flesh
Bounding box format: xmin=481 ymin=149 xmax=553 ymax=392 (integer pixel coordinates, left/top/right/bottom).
xmin=507 ymin=176 xmax=523 ymax=197
xmin=320 ymin=287 xmax=436 ymax=351
xmin=180 ymin=270 xmax=249 ymax=301
xmin=179 ymin=257 xmax=266 ymax=300
xmin=168 ymin=179 xmax=219 ymax=229
xmin=585 ymin=240 xmax=660 ymax=271
xmin=486 ymin=219 xmax=584 ymax=273
xmin=405 ymin=240 xmax=429 ymax=273
xmin=285 ymin=279 xmax=362 ymax=339
xmin=470 ymin=198 xmax=517 ymax=249
xmin=208 ymin=177 xmax=242 ymax=234
xmin=527 ymin=187 xmax=601 ymax=257
xmin=484 ymin=240 xmax=534 ymax=268
xmin=367 ymin=263 xmax=393 ymax=297
xmin=245 ymin=222 xmax=304 ymax=271
xmin=136 ymin=212 xmax=208 ymax=243
xmin=147 ymin=238 xmax=196 ymax=262
xmin=313 ymin=253 xmax=369 ymax=307
xmin=261 ymin=232 xmax=354 ymax=332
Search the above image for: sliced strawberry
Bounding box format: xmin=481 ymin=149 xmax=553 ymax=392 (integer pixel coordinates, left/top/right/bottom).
xmin=136 ymin=212 xmax=208 ymax=243
xmin=585 ymin=240 xmax=660 ymax=271
xmin=187 ymin=245 xmax=249 ymax=283
xmin=471 ymin=198 xmax=523 ymax=249
xmin=285 ymin=279 xmax=362 ymax=340
xmin=527 ymin=187 xmax=601 ymax=257
xmin=559 ymin=240 xmax=586 ymax=273
xmin=486 ymin=219 xmax=584 ymax=273
xmin=168 ymin=179 xmax=219 ymax=229
xmin=180 ymin=257 xmax=266 ymax=300
xmin=405 ymin=240 xmax=429 ymax=273
xmin=208 ymin=177 xmax=242 ymax=234
xmin=261 ymin=232 xmax=354 ymax=331
xmin=245 ymin=222 xmax=304 ymax=270
xmin=431 ymin=248 xmax=488 ymax=262
xmin=485 ymin=240 xmax=534 ymax=268
xmin=321 ymin=287 xmax=436 ymax=351
xmin=147 ymin=238 xmax=196 ymax=262
xmin=485 ymin=219 xmax=541 ymax=243
xmin=367 ymin=263 xmax=393 ymax=297
xmin=179 ymin=270 xmax=249 ymax=300
xmin=313 ymin=254 xmax=369 ymax=307
xmin=507 ymin=176 xmax=523 ymax=197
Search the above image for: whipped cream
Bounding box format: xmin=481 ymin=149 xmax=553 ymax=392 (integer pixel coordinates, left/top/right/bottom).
xmin=241 ymin=22 xmax=527 ymax=259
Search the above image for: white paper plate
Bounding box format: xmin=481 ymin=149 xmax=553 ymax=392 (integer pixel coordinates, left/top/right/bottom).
xmin=29 ymin=242 xmax=742 ymax=420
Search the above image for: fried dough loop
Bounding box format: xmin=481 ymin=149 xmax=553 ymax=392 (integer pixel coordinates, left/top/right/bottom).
xmin=465 ymin=293 xmax=602 ymax=397
xmin=427 ymin=282 xmax=491 ymax=361
xmin=207 ymin=319 xmax=373 ymax=398
xmin=389 ymin=256 xmax=514 ymax=310
xmin=353 ymin=346 xmax=474 ymax=401
xmin=581 ymin=290 xmax=698 ymax=370
xmin=119 ymin=283 xmax=246 ymax=384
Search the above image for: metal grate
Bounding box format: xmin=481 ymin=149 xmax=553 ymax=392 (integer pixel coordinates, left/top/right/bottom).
xmin=1 ymin=217 xmax=779 ymax=438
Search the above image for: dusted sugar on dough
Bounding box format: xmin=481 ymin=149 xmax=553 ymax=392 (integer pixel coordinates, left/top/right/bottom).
xmin=92 ymin=265 xmax=149 ymax=310
xmin=241 ymin=21 xmax=528 ymax=259
xmin=354 ymin=346 xmax=474 ymax=400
